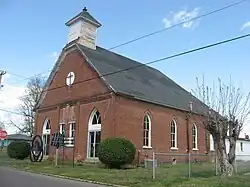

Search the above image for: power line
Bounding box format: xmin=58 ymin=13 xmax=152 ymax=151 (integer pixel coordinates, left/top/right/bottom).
xmin=2 ymin=33 xmax=250 ymax=115
xmin=0 ymin=108 xmax=23 ymax=116
xmin=5 ymin=70 xmax=51 ymax=84
xmin=108 ymin=0 xmax=249 ymax=50
xmin=3 ymin=0 xmax=248 ymax=84
xmin=40 ymin=32 xmax=250 ymax=93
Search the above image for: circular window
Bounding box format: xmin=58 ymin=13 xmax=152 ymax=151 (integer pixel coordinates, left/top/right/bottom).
xmin=66 ymin=72 xmax=75 ymax=86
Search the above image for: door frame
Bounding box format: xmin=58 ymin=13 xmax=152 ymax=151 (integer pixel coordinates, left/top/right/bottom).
xmin=87 ymin=130 xmax=101 ymax=158
xmin=42 ymin=118 xmax=51 ymax=156
xmin=42 ymin=134 xmax=50 ymax=156
xmin=87 ymin=108 xmax=101 ymax=159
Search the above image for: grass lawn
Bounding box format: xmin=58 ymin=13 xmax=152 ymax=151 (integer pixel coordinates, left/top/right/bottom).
xmin=1 ymin=151 xmax=250 ymax=187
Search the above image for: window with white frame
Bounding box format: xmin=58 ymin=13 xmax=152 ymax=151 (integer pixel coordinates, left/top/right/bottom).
xmin=143 ymin=114 xmax=151 ymax=148
xmin=92 ymin=111 xmax=101 ymax=125
xmin=192 ymin=124 xmax=198 ymax=149
xmin=210 ymin=134 xmax=214 ymax=151
xmin=240 ymin=142 xmax=243 ymax=152
xmin=69 ymin=122 xmax=76 ymax=138
xmin=68 ymin=122 xmax=76 ymax=146
xmin=59 ymin=123 xmax=65 ymax=135
xmin=170 ymin=120 xmax=177 ymax=148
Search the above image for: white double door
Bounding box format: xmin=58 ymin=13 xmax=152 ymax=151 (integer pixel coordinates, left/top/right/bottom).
xmin=88 ymin=131 xmax=101 ymax=158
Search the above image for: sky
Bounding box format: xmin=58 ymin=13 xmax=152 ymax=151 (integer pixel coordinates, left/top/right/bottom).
xmin=0 ymin=0 xmax=250 ymax=135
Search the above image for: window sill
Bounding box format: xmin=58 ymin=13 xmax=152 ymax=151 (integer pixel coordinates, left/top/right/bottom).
xmin=192 ymin=148 xmax=199 ymax=151
xmin=143 ymin=146 xmax=152 ymax=149
xmin=170 ymin=147 xmax=178 ymax=150
xmin=64 ymin=144 xmax=74 ymax=148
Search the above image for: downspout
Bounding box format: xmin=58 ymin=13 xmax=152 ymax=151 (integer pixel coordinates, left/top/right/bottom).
xmin=186 ymin=102 xmax=193 ymax=153
xmin=186 ymin=112 xmax=190 ymax=153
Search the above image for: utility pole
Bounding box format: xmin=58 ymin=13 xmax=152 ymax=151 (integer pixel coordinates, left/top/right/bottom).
xmin=0 ymin=70 xmax=6 ymax=89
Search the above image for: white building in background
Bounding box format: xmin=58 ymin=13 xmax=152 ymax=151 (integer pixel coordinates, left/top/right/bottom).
xmin=210 ymin=134 xmax=250 ymax=161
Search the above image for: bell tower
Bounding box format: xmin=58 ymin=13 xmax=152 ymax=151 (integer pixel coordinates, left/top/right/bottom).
xmin=65 ymin=7 xmax=102 ymax=50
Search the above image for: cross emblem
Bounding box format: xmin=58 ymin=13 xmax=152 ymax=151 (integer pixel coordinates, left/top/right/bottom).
xmin=66 ymin=72 xmax=75 ymax=86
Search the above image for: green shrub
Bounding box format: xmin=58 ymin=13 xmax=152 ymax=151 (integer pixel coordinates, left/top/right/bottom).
xmin=98 ymin=137 xmax=136 ymax=169
xmin=7 ymin=141 xmax=30 ymax=160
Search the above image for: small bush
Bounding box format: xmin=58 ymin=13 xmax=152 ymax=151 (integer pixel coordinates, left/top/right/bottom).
xmin=98 ymin=137 xmax=136 ymax=169
xmin=7 ymin=141 xmax=30 ymax=160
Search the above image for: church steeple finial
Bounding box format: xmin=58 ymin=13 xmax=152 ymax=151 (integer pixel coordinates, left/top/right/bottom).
xmin=65 ymin=7 xmax=102 ymax=50
xmin=82 ymin=7 xmax=87 ymax=12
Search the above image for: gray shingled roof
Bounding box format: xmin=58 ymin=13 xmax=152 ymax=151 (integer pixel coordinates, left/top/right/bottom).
xmin=79 ymin=44 xmax=209 ymax=115
xmin=65 ymin=7 xmax=101 ymax=27
xmin=7 ymin=134 xmax=32 ymax=141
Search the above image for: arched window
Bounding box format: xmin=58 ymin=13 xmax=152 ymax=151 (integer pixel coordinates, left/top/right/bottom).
xmin=87 ymin=108 xmax=102 ymax=158
xmin=143 ymin=114 xmax=151 ymax=148
xmin=45 ymin=119 xmax=51 ymax=130
xmin=192 ymin=124 xmax=198 ymax=149
xmin=42 ymin=118 xmax=51 ymax=156
xmin=42 ymin=118 xmax=51 ymax=134
xmin=92 ymin=110 xmax=101 ymax=125
xmin=170 ymin=120 xmax=177 ymax=148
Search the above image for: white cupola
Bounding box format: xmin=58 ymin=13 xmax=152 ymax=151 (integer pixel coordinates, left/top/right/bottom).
xmin=65 ymin=7 xmax=101 ymax=50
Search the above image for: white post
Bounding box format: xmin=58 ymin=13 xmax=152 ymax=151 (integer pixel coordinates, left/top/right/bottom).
xmin=152 ymin=151 xmax=156 ymax=179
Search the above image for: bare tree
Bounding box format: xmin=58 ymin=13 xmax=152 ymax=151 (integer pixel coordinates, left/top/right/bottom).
xmin=192 ymin=76 xmax=250 ymax=176
xmin=9 ymin=76 xmax=45 ymax=137
xmin=0 ymin=121 xmax=4 ymax=130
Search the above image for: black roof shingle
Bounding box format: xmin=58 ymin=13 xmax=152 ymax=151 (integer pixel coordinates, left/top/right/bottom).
xmin=79 ymin=44 xmax=209 ymax=115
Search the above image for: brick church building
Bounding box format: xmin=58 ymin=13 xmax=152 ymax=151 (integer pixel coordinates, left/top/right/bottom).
xmin=34 ymin=7 xmax=211 ymax=162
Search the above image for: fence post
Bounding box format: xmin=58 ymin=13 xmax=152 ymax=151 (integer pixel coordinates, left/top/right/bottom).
xmin=188 ymin=152 xmax=191 ymax=178
xmin=152 ymin=151 xmax=156 ymax=179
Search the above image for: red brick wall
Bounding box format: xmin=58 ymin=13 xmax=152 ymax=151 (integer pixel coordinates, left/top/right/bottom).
xmin=40 ymin=48 xmax=110 ymax=108
xmin=35 ymin=47 xmax=120 ymax=159
xmin=113 ymin=96 xmax=209 ymax=162
xmin=35 ymin=46 xmax=209 ymax=163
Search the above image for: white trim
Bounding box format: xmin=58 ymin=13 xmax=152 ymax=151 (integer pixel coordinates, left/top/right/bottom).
xmin=59 ymin=123 xmax=65 ymax=134
xmin=143 ymin=114 xmax=152 ymax=148
xmin=210 ymin=134 xmax=215 ymax=151
xmin=143 ymin=146 xmax=152 ymax=149
xmin=42 ymin=118 xmax=51 ymax=156
xmin=87 ymin=109 xmax=102 ymax=159
xmin=42 ymin=119 xmax=51 ymax=135
xmin=170 ymin=119 xmax=178 ymax=149
xmin=69 ymin=122 xmax=76 ymax=138
xmin=192 ymin=148 xmax=199 ymax=151
xmin=170 ymin=147 xmax=178 ymax=150
xmin=88 ymin=108 xmax=101 ymax=131
xmin=192 ymin=124 xmax=198 ymax=149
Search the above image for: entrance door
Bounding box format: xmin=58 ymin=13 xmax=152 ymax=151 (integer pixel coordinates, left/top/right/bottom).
xmin=43 ymin=134 xmax=50 ymax=156
xmin=88 ymin=131 xmax=101 ymax=158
